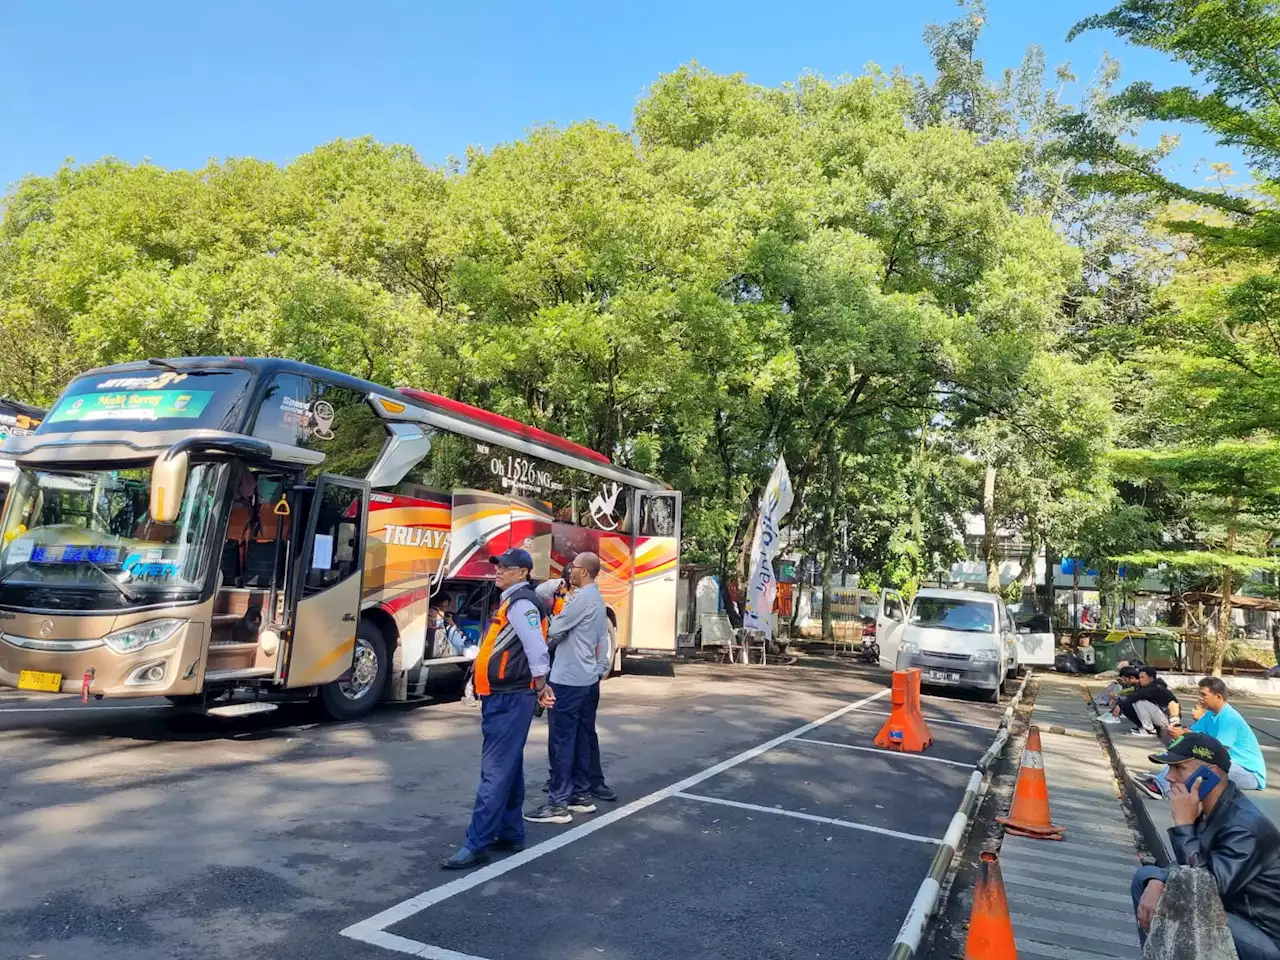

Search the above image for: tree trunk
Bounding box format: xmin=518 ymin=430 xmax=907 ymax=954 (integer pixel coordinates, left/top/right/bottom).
xmin=982 ymin=464 xmax=999 ymax=593
xmin=1007 ymin=522 xmax=1040 ymax=607
xmin=1042 ymin=549 xmax=1059 ymax=616
xmin=1211 ymin=499 xmax=1242 ymax=677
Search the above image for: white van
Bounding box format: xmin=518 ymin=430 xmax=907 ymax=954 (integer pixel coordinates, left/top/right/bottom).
xmin=876 ymin=587 xmax=1019 ymax=702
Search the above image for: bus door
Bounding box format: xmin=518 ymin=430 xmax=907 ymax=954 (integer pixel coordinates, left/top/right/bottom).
xmin=280 ymin=475 xmax=370 ymax=688
xmin=629 ymin=490 xmax=682 ymax=651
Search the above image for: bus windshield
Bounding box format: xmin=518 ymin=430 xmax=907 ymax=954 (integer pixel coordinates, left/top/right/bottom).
xmin=38 ymin=369 xmax=252 ymax=435
xmin=0 ymin=464 xmax=228 ymax=610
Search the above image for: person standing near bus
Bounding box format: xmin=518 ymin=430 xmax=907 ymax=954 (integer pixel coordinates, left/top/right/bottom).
xmin=441 ymin=548 xmax=554 ymax=870
xmin=526 ymin=551 xmax=613 ymax=823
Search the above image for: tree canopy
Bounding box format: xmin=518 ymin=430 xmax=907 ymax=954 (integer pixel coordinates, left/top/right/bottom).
xmin=6 ymin=2 xmax=1280 ymax=656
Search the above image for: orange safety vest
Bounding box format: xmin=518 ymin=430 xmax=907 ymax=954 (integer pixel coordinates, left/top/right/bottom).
xmin=552 ymin=582 xmax=569 ymax=616
xmin=474 ymin=583 xmax=548 ymax=697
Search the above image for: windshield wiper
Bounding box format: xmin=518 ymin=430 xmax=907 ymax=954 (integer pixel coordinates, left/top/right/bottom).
xmin=78 ymin=560 xmax=143 ymax=604
xmin=0 ymin=559 xmax=34 ymax=592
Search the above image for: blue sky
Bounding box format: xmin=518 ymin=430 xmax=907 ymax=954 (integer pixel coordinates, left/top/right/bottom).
xmin=0 ymin=0 xmax=1245 ymax=194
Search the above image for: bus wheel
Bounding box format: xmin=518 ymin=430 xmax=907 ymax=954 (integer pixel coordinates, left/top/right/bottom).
xmin=320 ymin=623 xmax=388 ymax=721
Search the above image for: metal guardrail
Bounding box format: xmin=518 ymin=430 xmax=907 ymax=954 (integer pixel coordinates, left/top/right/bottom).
xmin=886 ymin=669 xmax=1032 ymax=960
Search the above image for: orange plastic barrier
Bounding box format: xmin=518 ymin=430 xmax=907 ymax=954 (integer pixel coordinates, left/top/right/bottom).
xmin=964 ymin=852 xmax=1018 ymax=959
xmin=875 ymin=668 xmax=933 ymax=752
xmin=996 ymin=726 xmax=1065 ymax=840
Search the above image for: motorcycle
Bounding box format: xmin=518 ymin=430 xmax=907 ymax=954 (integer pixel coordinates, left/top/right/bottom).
xmin=858 ymin=619 xmax=879 ymax=663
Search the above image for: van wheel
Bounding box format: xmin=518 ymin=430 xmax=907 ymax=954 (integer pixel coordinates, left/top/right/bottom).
xmin=320 ymin=623 xmax=388 ymax=721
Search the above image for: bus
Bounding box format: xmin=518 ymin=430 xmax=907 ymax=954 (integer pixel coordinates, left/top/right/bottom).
xmin=0 ymin=399 xmax=44 ymax=495
xmin=0 ymin=358 xmax=681 ymax=719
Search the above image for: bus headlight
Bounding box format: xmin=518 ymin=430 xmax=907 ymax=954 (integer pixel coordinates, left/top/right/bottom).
xmin=103 ymin=619 xmax=185 ymax=654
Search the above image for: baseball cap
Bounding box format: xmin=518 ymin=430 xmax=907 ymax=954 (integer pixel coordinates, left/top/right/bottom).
xmin=490 ymin=548 xmax=534 ymax=571
xmin=1149 ymin=732 xmax=1232 ymax=771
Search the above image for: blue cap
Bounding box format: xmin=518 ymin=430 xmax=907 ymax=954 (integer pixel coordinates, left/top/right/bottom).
xmin=490 ymin=548 xmax=534 ymax=570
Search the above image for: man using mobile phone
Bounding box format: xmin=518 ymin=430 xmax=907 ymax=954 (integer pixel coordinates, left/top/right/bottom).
xmin=1130 ymin=733 xmax=1280 ymax=959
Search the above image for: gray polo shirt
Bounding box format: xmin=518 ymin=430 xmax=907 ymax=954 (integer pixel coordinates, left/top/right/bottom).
xmin=547 ymin=581 xmax=611 ymax=687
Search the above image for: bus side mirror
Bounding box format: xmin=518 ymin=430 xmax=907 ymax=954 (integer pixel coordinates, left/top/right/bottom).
xmin=150 ymin=451 xmax=189 ymax=525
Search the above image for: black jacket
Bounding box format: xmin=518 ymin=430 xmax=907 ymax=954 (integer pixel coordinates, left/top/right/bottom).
xmin=1126 ymin=678 xmax=1179 ymax=711
xmin=1170 ymin=782 xmax=1280 ymax=943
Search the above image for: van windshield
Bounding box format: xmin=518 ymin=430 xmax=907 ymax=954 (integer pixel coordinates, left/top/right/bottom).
xmin=910 ymin=597 xmax=995 ymax=633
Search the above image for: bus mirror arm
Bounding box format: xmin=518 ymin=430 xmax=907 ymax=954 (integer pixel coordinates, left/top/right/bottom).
xmin=151 ymin=435 xmax=276 ymax=525
xmin=151 ymin=451 xmax=189 ymax=525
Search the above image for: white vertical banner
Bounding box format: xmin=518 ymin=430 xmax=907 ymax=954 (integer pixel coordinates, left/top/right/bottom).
xmin=743 ymin=456 xmax=794 ymax=639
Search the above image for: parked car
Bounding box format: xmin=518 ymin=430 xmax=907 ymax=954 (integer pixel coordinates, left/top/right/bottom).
xmin=876 ymin=587 xmax=1020 ymax=702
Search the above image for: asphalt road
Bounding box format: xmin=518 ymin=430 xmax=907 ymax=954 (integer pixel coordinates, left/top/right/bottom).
xmin=0 ymin=657 xmax=1005 ymax=960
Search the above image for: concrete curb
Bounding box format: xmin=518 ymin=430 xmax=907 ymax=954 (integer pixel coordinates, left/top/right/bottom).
xmin=1081 ymin=685 xmax=1171 ymax=868
xmin=886 ymin=670 xmax=1032 ymax=960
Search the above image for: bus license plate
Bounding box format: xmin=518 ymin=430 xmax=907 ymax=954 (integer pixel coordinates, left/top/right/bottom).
xmin=927 ymin=670 xmax=960 ymax=683
xmin=18 ymin=670 xmax=63 ymax=693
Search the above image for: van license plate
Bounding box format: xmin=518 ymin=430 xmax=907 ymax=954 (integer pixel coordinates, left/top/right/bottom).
xmin=927 ymin=670 xmax=960 ymax=683
xmin=18 ymin=670 xmax=63 ymax=693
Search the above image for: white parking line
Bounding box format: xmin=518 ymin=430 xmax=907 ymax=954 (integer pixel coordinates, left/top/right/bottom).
xmin=791 ymin=737 xmax=976 ymax=768
xmin=864 ymin=711 xmax=995 ymax=731
xmin=672 ymin=791 xmax=941 ymax=845
xmin=339 ymin=686 xmax=891 ymax=956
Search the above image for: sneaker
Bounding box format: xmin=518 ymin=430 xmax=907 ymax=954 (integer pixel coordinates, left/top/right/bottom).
xmin=1137 ymin=777 xmax=1166 ymax=800
xmin=524 ymin=803 xmax=572 ymax=825
xmin=567 ymin=794 xmax=597 ymax=814
xmin=590 ymin=784 xmax=619 ymax=802
xmin=1098 ymin=714 xmax=1122 ymax=724
xmin=1129 ymin=728 xmax=1157 ymax=738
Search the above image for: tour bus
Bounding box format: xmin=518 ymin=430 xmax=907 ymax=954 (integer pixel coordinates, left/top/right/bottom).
xmin=0 ymin=399 xmax=44 ymax=495
xmin=0 ymin=358 xmax=680 ymax=719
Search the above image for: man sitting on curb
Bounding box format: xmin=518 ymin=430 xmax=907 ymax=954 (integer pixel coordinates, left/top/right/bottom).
xmin=1131 ymin=733 xmax=1280 ymax=960
xmin=1101 ymin=666 xmax=1180 ymax=739
xmin=1138 ymin=676 xmax=1267 ymax=799
xmin=1095 ymin=665 xmax=1140 ymax=712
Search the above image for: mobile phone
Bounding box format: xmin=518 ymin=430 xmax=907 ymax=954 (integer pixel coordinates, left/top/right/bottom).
xmin=1187 ymin=764 xmax=1222 ymax=799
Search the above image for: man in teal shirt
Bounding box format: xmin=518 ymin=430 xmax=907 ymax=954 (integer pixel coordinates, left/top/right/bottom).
xmin=1193 ymin=677 xmax=1267 ymax=790
xmin=1138 ymin=676 xmax=1267 ymax=798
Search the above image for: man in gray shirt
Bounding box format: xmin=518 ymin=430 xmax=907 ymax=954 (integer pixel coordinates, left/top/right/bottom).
xmin=526 ymin=551 xmax=612 ymax=824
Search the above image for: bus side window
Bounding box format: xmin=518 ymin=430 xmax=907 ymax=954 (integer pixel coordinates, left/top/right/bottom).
xmin=305 ymin=484 xmax=363 ymax=593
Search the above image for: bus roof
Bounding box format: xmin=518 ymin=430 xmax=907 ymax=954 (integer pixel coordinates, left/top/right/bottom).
xmin=65 ymin=357 xmax=664 ymax=488
xmin=0 ymin=398 xmax=45 ymax=421
xmin=396 ymin=388 xmax=611 ymax=466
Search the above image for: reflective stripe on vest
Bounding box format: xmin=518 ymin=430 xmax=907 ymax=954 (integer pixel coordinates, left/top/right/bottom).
xmin=474 ymin=594 xmax=548 ymax=696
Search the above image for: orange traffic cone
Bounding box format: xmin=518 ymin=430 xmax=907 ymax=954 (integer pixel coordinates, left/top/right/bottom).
xmin=875 ymin=668 xmax=933 ymax=752
xmin=964 ymin=852 xmax=1018 ymax=959
xmin=996 ymin=726 xmax=1065 ymax=840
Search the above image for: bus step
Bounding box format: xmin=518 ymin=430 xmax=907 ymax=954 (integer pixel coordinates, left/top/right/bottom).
xmin=206 ymin=702 xmax=279 ymax=719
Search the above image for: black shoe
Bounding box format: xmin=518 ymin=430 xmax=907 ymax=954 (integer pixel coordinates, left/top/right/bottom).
xmin=440 ymin=846 xmax=490 ymax=871
xmin=567 ymin=794 xmax=597 ymax=813
xmin=524 ymin=803 xmax=572 ymax=824
xmin=489 ymin=837 xmax=526 ymax=853
xmin=590 ymin=784 xmax=618 ymax=802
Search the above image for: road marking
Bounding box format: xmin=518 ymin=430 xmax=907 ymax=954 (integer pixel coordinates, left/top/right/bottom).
xmin=864 ymin=711 xmax=995 ymax=731
xmin=792 ymin=737 xmax=976 ymax=768
xmin=672 ymin=791 xmax=940 ymax=845
xmin=339 ymin=687 xmax=891 ymax=954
